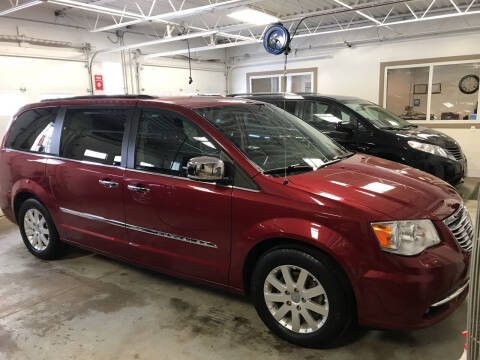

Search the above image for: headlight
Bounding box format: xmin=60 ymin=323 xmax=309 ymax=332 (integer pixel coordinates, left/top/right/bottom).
xmin=371 ymin=220 xmax=441 ymax=256
xmin=408 ymin=141 xmax=456 ymax=161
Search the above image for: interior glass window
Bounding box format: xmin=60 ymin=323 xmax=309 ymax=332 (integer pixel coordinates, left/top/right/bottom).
xmin=6 ymin=107 xmax=58 ymax=153
xmin=135 ymin=109 xmax=220 ymax=176
xmin=60 ymin=108 xmax=130 ymax=165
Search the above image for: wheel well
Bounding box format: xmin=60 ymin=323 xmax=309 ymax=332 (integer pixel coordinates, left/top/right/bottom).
xmin=242 ymin=238 xmax=355 ymax=304
xmin=13 ymin=192 xmax=39 ymax=222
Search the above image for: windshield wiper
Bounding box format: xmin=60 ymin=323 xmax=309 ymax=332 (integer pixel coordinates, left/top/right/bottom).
xmin=263 ymin=163 xmax=313 ymax=175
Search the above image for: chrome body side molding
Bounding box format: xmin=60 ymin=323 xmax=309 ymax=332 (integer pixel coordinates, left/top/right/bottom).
xmin=59 ymin=207 xmax=217 ymax=249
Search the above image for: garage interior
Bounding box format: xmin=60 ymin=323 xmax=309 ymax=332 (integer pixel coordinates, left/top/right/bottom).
xmin=0 ymin=0 xmax=480 ymax=359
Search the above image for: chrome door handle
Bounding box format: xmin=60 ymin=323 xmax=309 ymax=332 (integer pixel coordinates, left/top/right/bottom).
xmin=127 ymin=184 xmax=150 ymax=193
xmin=99 ymin=179 xmax=119 ymax=188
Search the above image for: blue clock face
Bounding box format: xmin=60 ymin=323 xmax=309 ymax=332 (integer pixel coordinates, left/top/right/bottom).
xmin=459 ymin=74 xmax=479 ymax=94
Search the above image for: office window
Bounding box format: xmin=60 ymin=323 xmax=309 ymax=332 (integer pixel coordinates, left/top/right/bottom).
xmin=383 ymin=58 xmax=480 ymax=122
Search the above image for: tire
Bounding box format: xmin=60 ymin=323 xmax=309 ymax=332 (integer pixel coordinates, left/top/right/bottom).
xmin=251 ymin=248 xmax=355 ymax=348
xmin=18 ymin=198 xmax=64 ymax=260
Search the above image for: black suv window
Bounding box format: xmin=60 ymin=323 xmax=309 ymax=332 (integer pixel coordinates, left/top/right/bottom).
xmin=6 ymin=107 xmax=58 ymax=153
xmin=302 ymin=101 xmax=355 ymax=131
xmin=60 ymin=108 xmax=131 ymax=165
xmin=135 ymin=109 xmax=220 ymax=177
xmin=269 ymin=100 xmax=297 ymax=115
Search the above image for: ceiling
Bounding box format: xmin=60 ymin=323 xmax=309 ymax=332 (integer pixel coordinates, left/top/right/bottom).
xmin=2 ymin=0 xmax=480 ymax=58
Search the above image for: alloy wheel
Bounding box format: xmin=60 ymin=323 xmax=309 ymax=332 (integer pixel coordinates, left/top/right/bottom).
xmin=24 ymin=208 xmax=50 ymax=251
xmin=263 ymin=265 xmax=329 ymax=334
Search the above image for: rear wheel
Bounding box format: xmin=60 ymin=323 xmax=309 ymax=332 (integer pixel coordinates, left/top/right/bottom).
xmin=18 ymin=198 xmax=64 ymax=260
xmin=251 ymin=248 xmax=354 ymax=347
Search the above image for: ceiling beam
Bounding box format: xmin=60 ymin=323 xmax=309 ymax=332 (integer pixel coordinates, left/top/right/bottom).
xmin=0 ymin=0 xmax=43 ymax=16
xmin=91 ymin=0 xmax=263 ymax=33
xmin=102 ymin=30 xmax=218 ymax=53
xmin=144 ymin=7 xmax=480 ymax=58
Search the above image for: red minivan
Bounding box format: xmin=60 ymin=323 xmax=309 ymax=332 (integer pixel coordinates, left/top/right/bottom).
xmin=0 ymin=95 xmax=472 ymax=347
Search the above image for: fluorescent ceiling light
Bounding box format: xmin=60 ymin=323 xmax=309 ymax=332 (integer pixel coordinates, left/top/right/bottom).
xmin=0 ymin=0 xmax=42 ymax=16
xmin=228 ymin=8 xmax=278 ymax=25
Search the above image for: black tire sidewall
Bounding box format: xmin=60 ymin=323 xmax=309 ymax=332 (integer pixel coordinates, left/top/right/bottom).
xmin=18 ymin=199 xmax=62 ymax=260
xmin=252 ymin=248 xmax=353 ymax=348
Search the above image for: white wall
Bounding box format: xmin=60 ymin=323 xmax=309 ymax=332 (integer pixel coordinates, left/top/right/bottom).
xmin=228 ymin=31 xmax=480 ymax=177
xmin=0 ymin=7 xmax=227 ymax=137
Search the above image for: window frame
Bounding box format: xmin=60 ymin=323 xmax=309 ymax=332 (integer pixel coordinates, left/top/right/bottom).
xmin=380 ymin=56 xmax=480 ymax=127
xmin=127 ymin=106 xmax=260 ymax=191
xmin=129 ymin=107 xmax=224 ymax=178
xmin=58 ymin=105 xmax=136 ymax=168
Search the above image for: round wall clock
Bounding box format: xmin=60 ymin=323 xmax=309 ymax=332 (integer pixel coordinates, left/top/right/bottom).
xmin=458 ymin=74 xmax=479 ymax=94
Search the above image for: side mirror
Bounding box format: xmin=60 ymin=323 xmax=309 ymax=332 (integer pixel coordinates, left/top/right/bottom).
xmin=187 ymin=156 xmax=225 ymax=182
xmin=336 ymin=122 xmax=355 ymax=132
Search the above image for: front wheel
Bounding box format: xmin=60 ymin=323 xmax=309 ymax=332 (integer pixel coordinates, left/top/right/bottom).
xmin=251 ymin=248 xmax=355 ymax=348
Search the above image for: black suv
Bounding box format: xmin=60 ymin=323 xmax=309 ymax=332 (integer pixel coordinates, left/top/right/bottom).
xmin=231 ymin=93 xmax=467 ymax=185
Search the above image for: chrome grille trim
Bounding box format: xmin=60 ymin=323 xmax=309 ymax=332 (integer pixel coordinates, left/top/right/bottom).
xmin=444 ymin=205 xmax=474 ymax=252
xmin=445 ymin=145 xmax=463 ymax=161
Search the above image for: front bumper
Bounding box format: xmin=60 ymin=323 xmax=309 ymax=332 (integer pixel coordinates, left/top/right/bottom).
xmin=355 ymin=222 xmax=470 ymax=329
xmin=411 ymin=153 xmax=467 ymax=185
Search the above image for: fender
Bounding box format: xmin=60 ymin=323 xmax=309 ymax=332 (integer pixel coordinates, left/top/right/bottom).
xmin=229 ymin=216 xmax=370 ymax=305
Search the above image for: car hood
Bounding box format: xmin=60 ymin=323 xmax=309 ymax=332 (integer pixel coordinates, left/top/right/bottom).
xmin=386 ymin=126 xmax=459 ymax=148
xmin=288 ymin=154 xmax=461 ymax=220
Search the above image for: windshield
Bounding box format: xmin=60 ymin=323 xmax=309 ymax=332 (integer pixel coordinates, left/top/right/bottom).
xmin=194 ymin=103 xmax=352 ymax=176
xmin=343 ymin=101 xmax=414 ymax=130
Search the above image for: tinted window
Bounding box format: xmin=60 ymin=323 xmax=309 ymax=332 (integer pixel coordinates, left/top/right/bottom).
xmin=302 ymin=101 xmax=355 ymax=131
xmin=269 ymin=100 xmax=297 ymax=115
xmin=6 ymin=108 xmax=57 ymax=153
xmin=60 ymin=108 xmax=131 ymax=165
xmin=344 ymin=101 xmax=412 ymax=130
xmin=135 ymin=109 xmax=220 ymax=177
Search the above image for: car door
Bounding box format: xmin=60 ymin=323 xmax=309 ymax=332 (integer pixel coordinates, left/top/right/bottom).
xmin=47 ymin=106 xmax=133 ymax=257
xmin=123 ymin=107 xmax=232 ymax=285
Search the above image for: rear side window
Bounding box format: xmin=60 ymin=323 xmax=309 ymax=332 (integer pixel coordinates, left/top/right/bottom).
xmin=6 ymin=108 xmax=58 ymax=153
xmin=60 ymin=108 xmax=131 ymax=165
xmin=135 ymin=109 xmax=220 ymax=176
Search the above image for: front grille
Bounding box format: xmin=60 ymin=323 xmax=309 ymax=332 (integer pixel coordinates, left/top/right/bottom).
xmin=444 ymin=205 xmax=475 ymax=252
xmin=445 ymin=145 xmax=463 ymax=161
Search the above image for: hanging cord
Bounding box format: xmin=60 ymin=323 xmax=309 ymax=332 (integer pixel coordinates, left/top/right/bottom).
xmin=186 ymin=38 xmax=193 ymax=84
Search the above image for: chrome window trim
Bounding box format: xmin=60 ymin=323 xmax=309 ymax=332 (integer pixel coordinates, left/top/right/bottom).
xmin=59 ymin=207 xmax=217 ymax=249
xmin=430 ymin=281 xmax=469 ymax=307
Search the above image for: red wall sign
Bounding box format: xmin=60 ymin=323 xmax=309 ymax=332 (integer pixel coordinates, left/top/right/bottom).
xmin=94 ymin=75 xmax=104 ymax=91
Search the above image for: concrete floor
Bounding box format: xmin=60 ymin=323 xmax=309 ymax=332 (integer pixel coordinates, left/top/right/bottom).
xmin=0 ymin=179 xmax=478 ymax=360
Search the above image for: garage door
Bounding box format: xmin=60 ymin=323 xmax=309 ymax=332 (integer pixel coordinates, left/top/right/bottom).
xmin=0 ymin=56 xmax=89 ymax=135
xmin=139 ymin=65 xmax=226 ymax=96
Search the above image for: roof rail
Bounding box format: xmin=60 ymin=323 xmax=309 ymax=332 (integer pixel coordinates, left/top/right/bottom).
xmin=41 ymin=95 xmax=156 ymax=102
